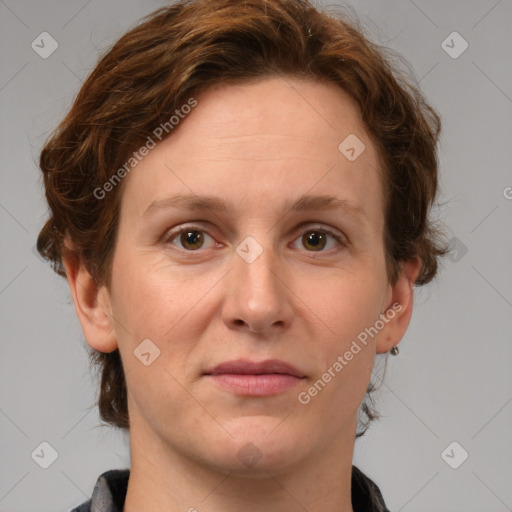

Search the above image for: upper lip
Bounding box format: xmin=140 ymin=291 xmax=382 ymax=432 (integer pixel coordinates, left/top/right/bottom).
xmin=205 ymin=359 xmax=305 ymax=378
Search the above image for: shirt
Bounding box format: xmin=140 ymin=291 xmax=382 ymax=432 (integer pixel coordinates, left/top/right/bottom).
xmin=70 ymin=465 xmax=390 ymax=512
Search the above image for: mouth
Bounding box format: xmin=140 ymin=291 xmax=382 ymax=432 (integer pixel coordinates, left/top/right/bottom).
xmin=203 ymin=359 xmax=306 ymax=396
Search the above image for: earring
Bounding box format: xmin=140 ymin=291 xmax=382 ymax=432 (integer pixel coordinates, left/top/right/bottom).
xmin=390 ymin=345 xmax=399 ymax=356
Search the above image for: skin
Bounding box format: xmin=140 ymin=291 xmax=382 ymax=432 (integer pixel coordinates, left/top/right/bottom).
xmin=64 ymin=76 xmax=421 ymax=512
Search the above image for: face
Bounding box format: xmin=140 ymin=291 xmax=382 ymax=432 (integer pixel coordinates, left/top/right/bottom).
xmin=95 ymin=76 xmax=407 ymax=475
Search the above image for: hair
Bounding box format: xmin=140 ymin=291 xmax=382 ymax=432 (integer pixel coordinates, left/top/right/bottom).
xmin=37 ymin=0 xmax=448 ymax=437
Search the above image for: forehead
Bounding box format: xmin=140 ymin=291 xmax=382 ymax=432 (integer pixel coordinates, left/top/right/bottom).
xmin=118 ymin=76 xmax=384 ymax=228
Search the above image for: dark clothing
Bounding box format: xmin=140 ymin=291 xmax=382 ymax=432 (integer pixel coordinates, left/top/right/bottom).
xmin=70 ymin=465 xmax=390 ymax=511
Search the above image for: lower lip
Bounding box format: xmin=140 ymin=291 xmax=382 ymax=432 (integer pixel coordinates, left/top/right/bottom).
xmin=207 ymin=374 xmax=303 ymax=396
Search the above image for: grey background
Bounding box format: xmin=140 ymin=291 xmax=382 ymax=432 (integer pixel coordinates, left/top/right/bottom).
xmin=1 ymin=0 xmax=511 ymax=510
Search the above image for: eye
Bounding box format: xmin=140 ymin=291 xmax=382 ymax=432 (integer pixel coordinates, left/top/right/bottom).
xmin=291 ymin=227 xmax=346 ymax=252
xmin=162 ymin=224 xmax=346 ymax=253
xmin=163 ymin=225 xmax=217 ymax=251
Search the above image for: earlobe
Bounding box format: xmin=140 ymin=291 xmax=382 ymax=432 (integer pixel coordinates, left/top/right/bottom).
xmin=376 ymin=256 xmax=422 ymax=354
xmin=62 ymin=242 xmax=118 ymax=353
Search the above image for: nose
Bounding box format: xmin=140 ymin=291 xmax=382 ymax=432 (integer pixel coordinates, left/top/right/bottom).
xmin=221 ymin=240 xmax=293 ymax=335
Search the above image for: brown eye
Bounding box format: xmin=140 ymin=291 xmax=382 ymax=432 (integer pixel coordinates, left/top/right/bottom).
xmin=302 ymin=231 xmax=327 ymax=251
xmin=291 ymin=227 xmax=346 ymax=253
xmin=163 ymin=225 xmax=217 ymax=252
xmin=179 ymin=230 xmax=204 ymax=250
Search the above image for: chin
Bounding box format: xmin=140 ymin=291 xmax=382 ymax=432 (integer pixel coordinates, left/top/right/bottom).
xmin=200 ymin=415 xmax=309 ymax=477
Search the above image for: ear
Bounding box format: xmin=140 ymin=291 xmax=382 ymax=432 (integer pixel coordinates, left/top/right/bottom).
xmin=376 ymin=256 xmax=422 ymax=354
xmin=62 ymin=240 xmax=118 ymax=353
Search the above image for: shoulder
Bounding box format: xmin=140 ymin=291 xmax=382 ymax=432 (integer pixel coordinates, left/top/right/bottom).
xmin=69 ymin=469 xmax=130 ymax=512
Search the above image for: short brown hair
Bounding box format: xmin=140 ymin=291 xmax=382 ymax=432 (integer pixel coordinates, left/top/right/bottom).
xmin=37 ymin=0 xmax=447 ymax=435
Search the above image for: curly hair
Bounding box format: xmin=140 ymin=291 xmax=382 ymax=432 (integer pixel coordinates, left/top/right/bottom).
xmin=36 ymin=0 xmax=447 ymax=436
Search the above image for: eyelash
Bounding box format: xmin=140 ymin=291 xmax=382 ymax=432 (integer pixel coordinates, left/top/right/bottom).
xmin=162 ymin=223 xmax=348 ymax=253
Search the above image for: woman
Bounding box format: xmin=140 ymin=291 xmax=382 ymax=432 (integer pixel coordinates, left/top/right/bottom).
xmin=36 ymin=0 xmax=447 ymax=510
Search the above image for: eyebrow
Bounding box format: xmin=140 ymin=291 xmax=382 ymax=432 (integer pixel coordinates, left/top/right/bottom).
xmin=143 ymin=193 xmax=365 ymax=220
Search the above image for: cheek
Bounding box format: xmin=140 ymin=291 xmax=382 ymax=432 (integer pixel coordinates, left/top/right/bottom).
xmin=108 ymin=248 xmax=226 ymax=374
xmin=296 ymin=268 xmax=386 ymax=342
xmin=108 ymin=255 xmax=206 ymax=420
xmin=293 ymin=268 xmax=385 ymax=406
xmin=110 ymin=266 xmax=171 ymax=340
xmin=294 ymin=274 xmax=381 ymax=422
xmin=110 ymin=248 xmax=193 ymax=334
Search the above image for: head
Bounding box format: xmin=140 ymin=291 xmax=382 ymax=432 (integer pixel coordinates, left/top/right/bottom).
xmin=37 ymin=0 xmax=447 ymax=472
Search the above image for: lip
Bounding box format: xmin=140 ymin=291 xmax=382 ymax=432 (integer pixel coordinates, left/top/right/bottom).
xmin=204 ymin=358 xmax=306 ymax=397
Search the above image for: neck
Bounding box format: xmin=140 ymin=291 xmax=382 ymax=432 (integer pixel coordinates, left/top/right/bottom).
xmin=123 ymin=416 xmax=356 ymax=512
